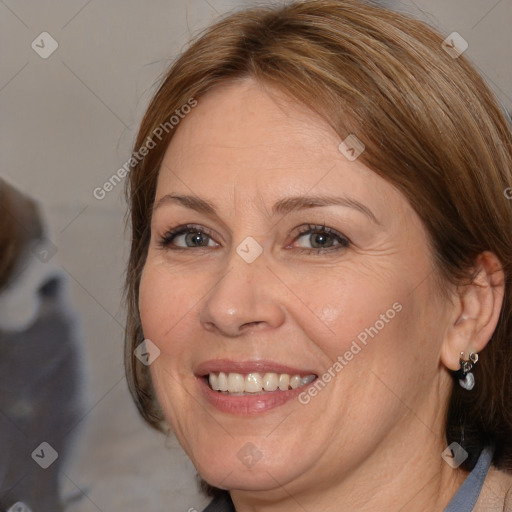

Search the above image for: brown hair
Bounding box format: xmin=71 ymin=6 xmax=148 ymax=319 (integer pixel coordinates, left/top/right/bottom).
xmin=0 ymin=178 xmax=43 ymax=291
xmin=124 ymin=0 xmax=512 ymax=496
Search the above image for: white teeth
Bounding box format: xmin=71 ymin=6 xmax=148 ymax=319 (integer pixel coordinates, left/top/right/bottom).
xmin=289 ymin=375 xmax=302 ymax=389
xmin=207 ymin=371 xmax=316 ymax=394
xmin=263 ymin=372 xmax=278 ymax=391
xmin=245 ymin=373 xmax=263 ymax=393
xmin=218 ymin=372 xmax=228 ymax=391
xmin=228 ymin=372 xmax=245 ymax=392
xmin=209 ymin=373 xmax=220 ymax=391
xmin=278 ymin=374 xmax=290 ymax=391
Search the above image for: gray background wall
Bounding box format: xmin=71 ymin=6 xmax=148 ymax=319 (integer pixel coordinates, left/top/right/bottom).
xmin=1 ymin=0 xmax=510 ymax=510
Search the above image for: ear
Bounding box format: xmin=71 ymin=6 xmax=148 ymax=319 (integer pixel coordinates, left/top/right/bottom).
xmin=441 ymin=251 xmax=505 ymax=371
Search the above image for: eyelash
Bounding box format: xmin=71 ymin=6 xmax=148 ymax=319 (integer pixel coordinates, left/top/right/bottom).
xmin=157 ymin=223 xmax=351 ymax=255
xmin=292 ymin=224 xmax=350 ymax=254
xmin=158 ymin=224 xmax=217 ymax=251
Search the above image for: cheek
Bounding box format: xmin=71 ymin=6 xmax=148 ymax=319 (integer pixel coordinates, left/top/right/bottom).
xmin=138 ymin=265 xmax=199 ymax=426
xmin=138 ymin=266 xmax=161 ymax=340
xmin=294 ymin=268 xmax=426 ymax=411
xmin=288 ymin=265 xmax=408 ymax=355
xmin=138 ymin=263 xmax=191 ymax=347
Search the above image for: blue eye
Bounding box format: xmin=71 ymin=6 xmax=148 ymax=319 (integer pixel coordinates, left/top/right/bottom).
xmin=158 ymin=223 xmax=350 ymax=254
xmin=159 ymin=225 xmax=218 ymax=249
xmin=293 ymin=224 xmax=350 ymax=253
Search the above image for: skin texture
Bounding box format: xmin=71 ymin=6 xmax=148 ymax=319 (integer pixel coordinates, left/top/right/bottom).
xmin=138 ymin=78 xmax=505 ymax=511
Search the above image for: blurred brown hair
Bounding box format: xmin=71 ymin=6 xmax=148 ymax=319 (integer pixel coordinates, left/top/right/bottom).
xmin=0 ymin=179 xmax=43 ymax=291
xmin=124 ymin=0 xmax=512 ymax=496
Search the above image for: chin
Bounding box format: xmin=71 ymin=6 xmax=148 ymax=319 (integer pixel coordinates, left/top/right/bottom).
xmin=191 ymin=441 xmax=310 ymax=493
xmin=199 ymin=462 xmax=296 ymax=492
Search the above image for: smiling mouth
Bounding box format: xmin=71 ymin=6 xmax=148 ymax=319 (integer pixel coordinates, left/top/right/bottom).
xmin=205 ymin=371 xmax=317 ymax=395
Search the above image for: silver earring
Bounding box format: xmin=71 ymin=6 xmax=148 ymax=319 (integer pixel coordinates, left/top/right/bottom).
xmin=457 ymin=352 xmax=478 ymax=390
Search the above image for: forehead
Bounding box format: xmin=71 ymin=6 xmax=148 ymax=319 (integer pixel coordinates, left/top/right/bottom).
xmin=163 ymin=79 xmax=335 ymax=173
xmin=155 ymin=78 xmax=405 ymax=221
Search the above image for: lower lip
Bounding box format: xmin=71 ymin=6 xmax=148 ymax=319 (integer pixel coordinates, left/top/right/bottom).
xmin=197 ymin=377 xmax=316 ymax=415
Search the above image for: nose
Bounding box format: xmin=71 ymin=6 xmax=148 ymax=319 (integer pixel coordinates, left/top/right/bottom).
xmin=198 ymin=248 xmax=286 ymax=337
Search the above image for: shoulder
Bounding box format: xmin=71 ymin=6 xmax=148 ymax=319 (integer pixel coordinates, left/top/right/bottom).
xmin=473 ymin=465 xmax=512 ymax=512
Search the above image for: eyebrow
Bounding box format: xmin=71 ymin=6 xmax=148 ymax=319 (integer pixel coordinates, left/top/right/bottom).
xmin=152 ymin=194 xmax=380 ymax=225
xmin=151 ymin=194 xmax=217 ymax=216
xmin=272 ymin=195 xmax=380 ymax=224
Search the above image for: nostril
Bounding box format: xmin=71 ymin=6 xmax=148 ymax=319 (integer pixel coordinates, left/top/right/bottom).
xmin=38 ymin=277 xmax=60 ymax=298
xmin=241 ymin=321 xmax=263 ymax=330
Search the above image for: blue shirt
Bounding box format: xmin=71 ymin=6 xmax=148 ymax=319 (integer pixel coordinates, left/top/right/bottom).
xmin=443 ymin=445 xmax=494 ymax=512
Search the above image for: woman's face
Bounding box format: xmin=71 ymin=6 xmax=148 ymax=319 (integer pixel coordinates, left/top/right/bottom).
xmin=139 ymin=78 xmax=454 ymax=496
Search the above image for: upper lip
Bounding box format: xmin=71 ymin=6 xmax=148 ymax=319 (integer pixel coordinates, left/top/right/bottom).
xmin=195 ymin=359 xmax=318 ymax=377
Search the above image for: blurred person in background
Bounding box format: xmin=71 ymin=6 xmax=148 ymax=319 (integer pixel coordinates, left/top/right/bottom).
xmin=0 ymin=178 xmax=83 ymax=512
